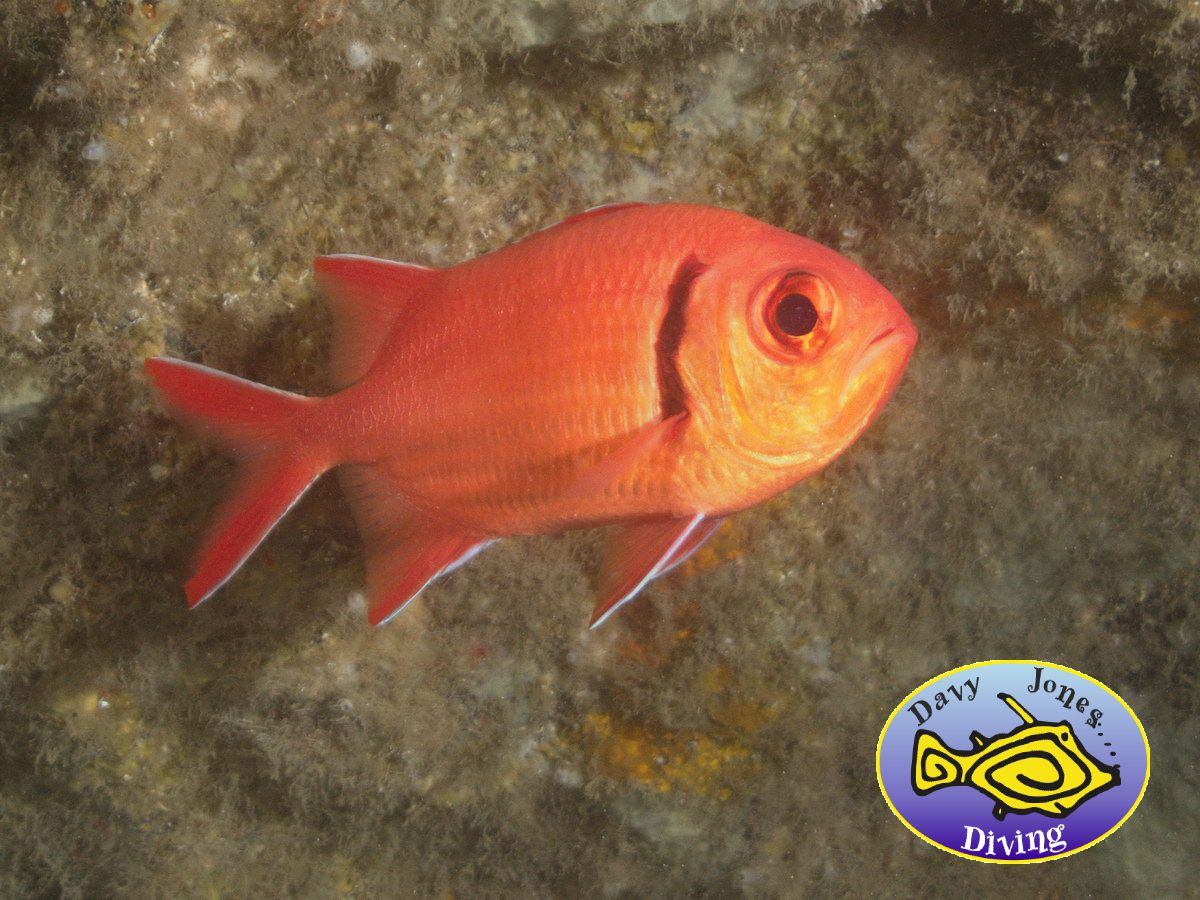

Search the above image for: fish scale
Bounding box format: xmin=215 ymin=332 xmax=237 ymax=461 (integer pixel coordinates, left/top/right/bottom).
xmin=383 ymin=257 xmax=669 ymax=525
xmin=145 ymin=202 xmax=916 ymax=628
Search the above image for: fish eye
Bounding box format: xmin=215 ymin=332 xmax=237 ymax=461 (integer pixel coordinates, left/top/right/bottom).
xmin=757 ymin=272 xmax=832 ymax=358
xmin=774 ymin=293 xmax=819 ymax=337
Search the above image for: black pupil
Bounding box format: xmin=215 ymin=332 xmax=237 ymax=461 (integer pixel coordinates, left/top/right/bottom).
xmin=774 ymin=293 xmax=819 ymax=337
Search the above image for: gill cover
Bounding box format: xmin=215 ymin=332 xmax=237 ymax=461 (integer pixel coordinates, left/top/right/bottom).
xmin=677 ymin=226 xmax=907 ymax=473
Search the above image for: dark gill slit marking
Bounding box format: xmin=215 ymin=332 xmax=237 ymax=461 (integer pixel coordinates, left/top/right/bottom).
xmin=655 ymin=255 xmax=706 ymax=420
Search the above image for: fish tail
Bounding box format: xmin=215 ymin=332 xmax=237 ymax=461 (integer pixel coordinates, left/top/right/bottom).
xmin=911 ymin=729 xmax=966 ymax=794
xmin=144 ymin=357 xmax=332 ymax=607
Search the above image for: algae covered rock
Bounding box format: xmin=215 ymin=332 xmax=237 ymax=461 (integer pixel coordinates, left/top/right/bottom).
xmin=0 ymin=0 xmax=1197 ymax=895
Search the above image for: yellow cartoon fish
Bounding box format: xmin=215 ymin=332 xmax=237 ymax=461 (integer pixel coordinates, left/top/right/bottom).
xmin=912 ymin=693 xmax=1120 ymax=820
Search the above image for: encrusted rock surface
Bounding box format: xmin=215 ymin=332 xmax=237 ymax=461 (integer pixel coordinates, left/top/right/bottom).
xmin=0 ymin=1 xmax=1196 ymax=894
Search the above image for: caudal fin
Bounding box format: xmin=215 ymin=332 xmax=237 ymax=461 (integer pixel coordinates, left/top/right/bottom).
xmin=911 ymin=730 xmax=966 ymax=794
xmin=144 ymin=357 xmax=330 ymax=607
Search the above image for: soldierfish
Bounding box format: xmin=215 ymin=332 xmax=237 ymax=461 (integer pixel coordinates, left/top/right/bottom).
xmin=145 ymin=202 xmax=916 ymax=628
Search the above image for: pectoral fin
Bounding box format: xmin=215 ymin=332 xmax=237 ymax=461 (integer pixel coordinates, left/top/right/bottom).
xmin=590 ymin=513 xmax=710 ymax=629
xmin=565 ymin=413 xmax=687 ymax=502
xmin=654 ymin=515 xmax=725 ymax=577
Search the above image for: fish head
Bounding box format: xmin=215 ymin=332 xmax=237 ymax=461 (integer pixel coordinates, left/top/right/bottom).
xmin=1051 ymin=720 xmax=1122 ymax=800
xmin=682 ymin=225 xmax=916 ymax=480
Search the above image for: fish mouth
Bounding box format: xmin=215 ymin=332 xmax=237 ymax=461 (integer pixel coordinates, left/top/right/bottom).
xmin=839 ymin=323 xmax=916 ymax=409
xmin=867 ymin=325 xmax=899 ymax=348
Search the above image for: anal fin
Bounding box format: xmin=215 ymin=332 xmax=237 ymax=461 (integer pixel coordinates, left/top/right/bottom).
xmin=367 ymin=530 xmax=490 ymax=626
xmin=340 ymin=463 xmax=492 ymax=626
xmin=590 ymin=513 xmax=713 ymax=629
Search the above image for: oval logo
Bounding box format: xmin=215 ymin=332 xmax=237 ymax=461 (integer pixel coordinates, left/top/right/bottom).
xmin=876 ymin=660 xmax=1149 ymax=863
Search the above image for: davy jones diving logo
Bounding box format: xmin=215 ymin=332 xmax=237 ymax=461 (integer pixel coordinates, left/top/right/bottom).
xmin=876 ymin=661 xmax=1150 ymax=863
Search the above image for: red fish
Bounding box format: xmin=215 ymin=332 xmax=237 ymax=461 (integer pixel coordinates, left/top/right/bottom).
xmin=146 ymin=202 xmax=916 ymax=628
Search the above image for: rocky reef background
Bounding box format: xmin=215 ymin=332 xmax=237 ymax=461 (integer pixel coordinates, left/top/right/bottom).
xmin=1 ymin=0 xmax=1197 ymax=894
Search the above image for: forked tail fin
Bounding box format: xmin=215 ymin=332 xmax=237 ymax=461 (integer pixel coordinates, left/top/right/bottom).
xmin=911 ymin=730 xmax=966 ymax=794
xmin=144 ymin=357 xmax=331 ymax=607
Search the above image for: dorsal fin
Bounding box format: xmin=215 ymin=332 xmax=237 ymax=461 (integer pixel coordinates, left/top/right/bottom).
xmin=999 ymin=693 xmax=1037 ymax=724
xmin=313 ymin=254 xmax=438 ymax=388
xmin=558 ymin=202 xmax=647 ymax=228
